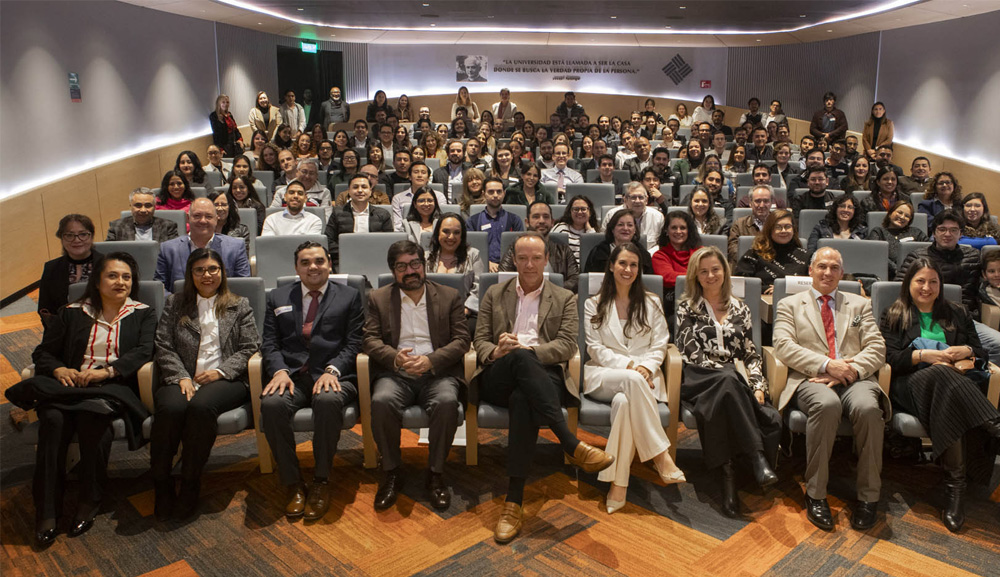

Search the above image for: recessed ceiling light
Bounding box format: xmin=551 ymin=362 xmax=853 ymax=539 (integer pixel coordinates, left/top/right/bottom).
xmin=610 ymin=16 xmax=617 ymax=19
xmin=679 ymin=6 xmax=686 ymax=9
xmin=422 ymin=2 xmax=430 ymax=6
xmin=826 ymin=29 xmax=833 ymax=32
xmin=799 ymin=14 xmax=806 ymax=18
xmin=756 ymin=39 xmax=761 ymax=42
xmin=429 ymin=23 xmax=436 ymax=26
xmin=487 ymin=15 xmax=494 ymax=18
xmin=665 ymin=25 xmax=672 ymax=29
xmin=297 ymin=7 xmax=304 ymax=11
xmin=257 ymin=22 xmax=263 ymax=25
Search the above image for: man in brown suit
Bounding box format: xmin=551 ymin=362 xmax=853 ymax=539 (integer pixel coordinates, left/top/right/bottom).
xmin=773 ymin=247 xmax=888 ymax=532
xmin=363 ymin=240 xmax=470 ymax=511
xmin=728 ymin=184 xmax=775 ymax=267
xmin=474 ymin=232 xmax=612 ymax=544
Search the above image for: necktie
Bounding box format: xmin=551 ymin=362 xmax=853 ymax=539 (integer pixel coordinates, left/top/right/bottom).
xmin=820 ymin=295 xmax=836 ymax=359
xmin=557 ymin=170 xmax=565 ymax=191
xmin=302 ymin=290 xmax=321 ymax=342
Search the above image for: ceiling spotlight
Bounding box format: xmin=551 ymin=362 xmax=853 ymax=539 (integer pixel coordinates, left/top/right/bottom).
xmin=297 ymin=7 xmax=304 ymax=10
xmin=430 ymin=23 xmax=436 ymax=26
xmin=755 ymin=39 xmax=761 ymax=42
xmin=610 ymin=16 xmax=617 ymax=19
xmin=799 ymin=14 xmax=806 ymax=18
xmin=826 ymin=29 xmax=833 ymax=32
xmin=422 ymin=2 xmax=430 ymax=6
xmin=665 ymin=25 xmax=672 ymax=29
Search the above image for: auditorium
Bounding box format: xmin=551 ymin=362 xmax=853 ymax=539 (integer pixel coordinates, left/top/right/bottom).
xmin=2 ymin=1 xmax=999 ymax=575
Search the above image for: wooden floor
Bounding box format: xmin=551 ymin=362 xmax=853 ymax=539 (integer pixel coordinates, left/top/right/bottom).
xmin=2 ymin=291 xmax=999 ymax=577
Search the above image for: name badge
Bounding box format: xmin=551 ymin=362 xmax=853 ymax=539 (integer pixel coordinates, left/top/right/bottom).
xmin=275 ymin=305 xmax=293 ymax=316
xmin=480 ymin=223 xmax=492 ymax=231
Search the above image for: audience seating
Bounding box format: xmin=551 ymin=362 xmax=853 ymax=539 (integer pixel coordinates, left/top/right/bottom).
xmin=237 ymin=207 xmax=259 ymax=257
xmin=469 ymin=204 xmax=527 ymax=221
xmin=499 ymin=231 xmax=568 ymax=258
xmin=910 ymin=192 xmax=924 ymax=206
xmin=338 ymin=232 xmax=408 ymax=283
xmin=579 ymin=232 xmax=607 ymax=270
xmin=735 ymin=173 xmax=781 ymax=188
xmin=897 ymin=241 xmax=933 ymax=269
xmin=254 ymin=234 xmax=328 ymax=289
xmin=735 ymin=187 xmax=787 ymax=206
xmin=256 ymin=171 xmax=274 ymax=192
xmin=358 ymin=273 xmax=476 ymax=468
xmin=96 ymin=240 xmax=160 ymax=281
xmin=466 ymin=272 xmax=572 ymax=465
xmin=798 ymin=209 xmax=828 ymax=240
xmin=576 ymin=273 xmax=678 ymax=459
xmin=565 ymin=183 xmax=615 ymax=209
xmin=204 ymin=171 xmax=223 ymax=188
xmin=392 ymin=182 xmax=443 ymax=195
xmin=866 ymin=211 xmax=928 ymax=232
xmin=418 ymin=230 xmax=489 ymax=262
xmin=550 ymin=204 xmax=566 ymax=221
xmin=816 ymin=238 xmax=889 ymax=280
xmin=586 ymin=169 xmax=630 ymax=183
xmin=251 ymin=274 xmax=366 ymax=474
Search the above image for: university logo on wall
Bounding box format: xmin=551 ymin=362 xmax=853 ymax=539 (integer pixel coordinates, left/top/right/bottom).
xmin=662 ymin=54 xmax=693 ymax=85
xmin=457 ymin=55 xmax=488 ymax=82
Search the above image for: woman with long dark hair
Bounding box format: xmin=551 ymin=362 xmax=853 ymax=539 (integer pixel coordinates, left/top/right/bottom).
xmin=366 ymin=90 xmax=391 ymax=122
xmin=426 ymin=213 xmax=484 ymax=314
xmin=584 ymin=243 xmax=683 ymax=513
xmin=174 ymin=150 xmax=208 ymax=189
xmin=735 ymin=209 xmax=809 ymax=294
xmin=676 ymin=246 xmax=780 ymax=517
xmin=652 ymin=210 xmax=702 ymax=295
xmin=155 ymin=170 xmax=195 ymax=213
xmin=207 ymin=190 xmax=250 ymax=254
xmin=227 ymin=174 xmax=266 ymax=236
xmin=862 ymin=102 xmax=894 ymax=159
xmin=807 ymin=193 xmax=868 ymax=253
xmin=551 ymin=194 xmax=599 ymax=264
xmin=151 ymin=248 xmax=258 ymax=520
xmin=958 ymin=192 xmax=1000 ymax=249
xmin=866 ymin=200 xmax=928 ymax=279
xmin=403 ymin=187 xmax=442 ymax=245
xmin=7 ymin=253 xmax=155 ymax=546
xmin=879 ymin=258 xmax=1000 ymax=532
xmin=584 ymin=210 xmax=654 ymax=274
xmin=842 ymin=155 xmax=872 ymax=195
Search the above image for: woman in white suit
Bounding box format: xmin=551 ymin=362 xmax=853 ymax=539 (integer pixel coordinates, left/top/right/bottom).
xmin=584 ymin=242 xmax=685 ymax=514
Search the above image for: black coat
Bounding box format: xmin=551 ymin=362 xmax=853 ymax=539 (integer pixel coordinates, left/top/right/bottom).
xmin=895 ymin=243 xmax=981 ymax=316
xmin=37 ymin=249 xmax=103 ymax=321
xmin=879 ymin=302 xmax=986 ymax=381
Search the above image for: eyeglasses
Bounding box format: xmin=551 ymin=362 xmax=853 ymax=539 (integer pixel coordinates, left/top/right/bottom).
xmin=571 ymin=207 xmax=590 ymax=213
xmin=626 ymin=195 xmax=647 ymax=201
xmin=935 ymin=227 xmax=961 ymax=235
xmin=392 ymin=260 xmax=424 ymax=273
xmin=773 ymin=224 xmax=795 ymax=232
xmin=62 ymin=232 xmax=92 ymax=241
xmin=193 ymin=265 xmax=222 ymax=276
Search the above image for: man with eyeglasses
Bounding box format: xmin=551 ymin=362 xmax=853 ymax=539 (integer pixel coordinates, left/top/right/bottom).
xmin=498 ymin=201 xmax=579 ymax=292
xmin=155 ymin=198 xmax=250 ymax=292
xmin=260 ymin=240 xmax=364 ymax=521
xmin=896 ymin=210 xmax=1000 ymax=364
xmin=363 ymin=240 xmax=470 ymax=512
xmin=729 ymin=185 xmax=777 ymax=267
xmin=202 ymin=145 xmax=232 ymax=181
xmin=106 ymin=187 xmax=179 ymax=243
xmin=540 ymin=143 xmax=583 ymax=204
xmin=601 ymin=181 xmax=665 ymax=254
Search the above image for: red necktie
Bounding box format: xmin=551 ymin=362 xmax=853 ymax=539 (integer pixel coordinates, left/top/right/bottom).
xmin=302 ymin=290 xmax=321 ymax=342
xmin=820 ymin=295 xmax=836 ymax=359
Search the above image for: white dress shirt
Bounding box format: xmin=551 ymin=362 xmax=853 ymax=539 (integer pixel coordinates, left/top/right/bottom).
xmin=195 ymin=295 xmax=225 ymax=386
xmin=261 ymin=210 xmax=324 ymax=236
xmin=398 ymin=288 xmax=434 ymax=357
xmin=352 ymin=204 xmax=370 ymax=233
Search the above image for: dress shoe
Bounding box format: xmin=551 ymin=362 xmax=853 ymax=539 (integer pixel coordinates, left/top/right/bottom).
xmin=750 ymin=451 xmax=779 ymax=488
xmin=153 ymin=479 xmax=175 ymax=522
xmin=172 ymin=479 xmax=201 ymax=520
xmin=285 ymin=483 xmax=308 ymax=519
xmin=68 ymin=518 xmax=94 ymax=538
xmin=567 ymin=441 xmax=614 ymax=473
xmin=304 ymin=479 xmax=330 ymax=520
xmin=494 ymin=501 xmax=523 ymax=544
xmin=720 ymin=461 xmax=740 ymax=518
xmin=942 ymin=472 xmax=967 ymax=533
xmin=34 ymin=527 xmax=57 ymax=548
xmin=426 ymin=472 xmax=451 ymax=511
xmin=374 ymin=469 xmax=402 ymax=511
xmin=804 ymin=495 xmax=835 ymax=531
xmin=850 ymin=501 xmax=878 ymax=531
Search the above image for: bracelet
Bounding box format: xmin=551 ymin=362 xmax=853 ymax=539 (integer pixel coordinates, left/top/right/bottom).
xmin=918 ymin=350 xmax=923 ymax=362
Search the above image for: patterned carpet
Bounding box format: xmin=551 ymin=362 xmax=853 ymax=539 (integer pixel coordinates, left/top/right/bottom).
xmin=2 ymin=292 xmax=999 ymax=577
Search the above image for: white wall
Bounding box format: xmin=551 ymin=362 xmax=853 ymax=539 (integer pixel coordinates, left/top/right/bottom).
xmin=0 ymin=1 xmax=219 ymax=199
xmin=876 ymin=11 xmax=1000 ymax=169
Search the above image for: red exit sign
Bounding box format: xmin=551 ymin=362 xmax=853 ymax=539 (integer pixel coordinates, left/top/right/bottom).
xmin=700 ymin=80 xmax=712 ymax=89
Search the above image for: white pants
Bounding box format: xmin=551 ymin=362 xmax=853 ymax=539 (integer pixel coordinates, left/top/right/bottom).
xmin=586 ymin=367 xmax=670 ymax=487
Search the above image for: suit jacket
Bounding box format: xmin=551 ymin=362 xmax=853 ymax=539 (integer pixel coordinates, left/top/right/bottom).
xmin=727 ymin=215 xmax=762 ymax=266
xmin=249 ymin=105 xmax=281 ymax=140
xmin=262 ymin=280 xmax=364 ymax=383
xmin=473 ymin=278 xmax=579 ymax=397
xmin=154 ymin=294 xmax=260 ymax=385
xmin=154 ymin=235 xmax=250 ymax=293
xmin=880 ymin=301 xmax=986 ymax=381
xmin=324 ymin=205 xmax=394 ymax=272
xmin=37 ymin=249 xmax=103 ymax=319
xmin=583 ymin=293 xmax=668 ymax=401
xmin=773 ymin=290 xmax=887 ymax=411
xmin=362 ymin=280 xmax=471 ymax=381
xmin=433 ymin=163 xmax=469 ymax=202
xmin=105 ymin=215 xmax=179 ymax=243
xmin=497 ymin=238 xmax=579 ymax=293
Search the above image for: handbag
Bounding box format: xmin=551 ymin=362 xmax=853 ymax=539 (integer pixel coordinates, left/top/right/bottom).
xmin=910 ymin=337 xmax=989 ymax=382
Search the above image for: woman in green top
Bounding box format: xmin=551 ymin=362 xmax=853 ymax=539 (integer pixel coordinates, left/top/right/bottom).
xmin=879 ymin=257 xmax=1000 ymax=533
xmin=503 ymin=163 xmax=555 ymax=207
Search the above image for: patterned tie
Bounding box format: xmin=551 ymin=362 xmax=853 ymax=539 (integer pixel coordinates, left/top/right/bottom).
xmin=820 ymin=295 xmax=836 ymax=359
xmin=302 ymin=290 xmax=321 ymax=342
xmin=557 ymin=170 xmax=565 ymax=191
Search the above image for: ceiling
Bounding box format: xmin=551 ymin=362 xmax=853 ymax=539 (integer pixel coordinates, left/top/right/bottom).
xmin=119 ymin=0 xmax=1000 ymax=46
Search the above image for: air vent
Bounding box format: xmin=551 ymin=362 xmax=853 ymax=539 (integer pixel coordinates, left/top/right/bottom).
xmin=420 ymin=13 xmax=440 ymax=18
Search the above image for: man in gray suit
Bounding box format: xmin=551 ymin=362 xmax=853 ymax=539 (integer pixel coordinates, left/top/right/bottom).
xmin=773 ymin=247 xmax=888 ymax=532
xmin=105 ymin=187 xmax=179 ymax=243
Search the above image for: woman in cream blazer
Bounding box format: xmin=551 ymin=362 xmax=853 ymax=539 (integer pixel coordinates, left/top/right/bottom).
xmin=583 ymin=242 xmax=685 ymax=514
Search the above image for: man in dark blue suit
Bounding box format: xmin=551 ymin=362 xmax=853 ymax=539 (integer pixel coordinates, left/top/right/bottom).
xmin=154 ymin=198 xmax=250 ymax=291
xmin=260 ymin=241 xmax=364 ymax=521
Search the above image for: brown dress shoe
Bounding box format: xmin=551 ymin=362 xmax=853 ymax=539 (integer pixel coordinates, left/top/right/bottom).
xmin=494 ymin=501 xmax=523 ymax=544
xmin=304 ymin=480 xmax=330 ymax=520
xmin=567 ymin=441 xmax=615 ymax=473
xmin=285 ymin=483 xmax=307 ymax=518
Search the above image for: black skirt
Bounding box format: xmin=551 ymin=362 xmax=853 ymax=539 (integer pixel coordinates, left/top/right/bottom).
xmin=681 ymin=364 xmax=782 ymax=469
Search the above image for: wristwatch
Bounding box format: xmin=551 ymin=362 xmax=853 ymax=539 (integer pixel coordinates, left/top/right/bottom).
xmin=325 ymin=366 xmax=338 ymax=376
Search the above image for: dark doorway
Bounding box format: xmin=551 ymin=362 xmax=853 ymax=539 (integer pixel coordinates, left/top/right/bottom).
xmin=276 ymin=45 xmax=344 ymax=130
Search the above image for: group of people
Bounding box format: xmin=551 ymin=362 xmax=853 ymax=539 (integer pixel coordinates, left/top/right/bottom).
xmin=15 ymin=87 xmax=1000 ymax=549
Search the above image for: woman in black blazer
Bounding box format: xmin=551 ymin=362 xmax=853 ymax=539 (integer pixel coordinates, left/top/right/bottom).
xmin=152 ymin=249 xmax=259 ymax=521
xmin=879 ymin=257 xmax=1000 ymax=532
xmin=6 ymin=252 xmax=156 ymax=547
xmin=38 ymin=214 xmax=102 ymax=327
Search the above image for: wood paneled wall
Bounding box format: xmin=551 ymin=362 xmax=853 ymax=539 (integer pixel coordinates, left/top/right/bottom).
xmin=3 ymin=91 xmax=996 ymax=301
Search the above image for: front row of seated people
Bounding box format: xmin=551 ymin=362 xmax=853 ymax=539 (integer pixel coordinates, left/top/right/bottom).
xmin=14 ymin=231 xmax=1000 ymax=548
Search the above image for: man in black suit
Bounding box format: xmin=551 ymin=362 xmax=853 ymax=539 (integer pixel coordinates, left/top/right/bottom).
xmin=105 ymin=188 xmax=179 ymax=243
xmin=260 ymin=241 xmax=364 ymax=521
xmin=432 ymin=139 xmax=469 ymax=202
xmin=363 ymin=241 xmax=470 ymax=511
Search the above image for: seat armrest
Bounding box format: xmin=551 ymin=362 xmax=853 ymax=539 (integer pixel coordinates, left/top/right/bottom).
xmin=249 ymin=353 xmax=265 ymax=431
xmin=138 ymin=362 xmax=156 ymax=412
xmin=568 ymin=348 xmax=581 ymax=389
xmin=763 ymin=346 xmax=787 ymax=404
xmin=988 ymin=363 xmax=1000 ymax=408
xmin=761 ymin=294 xmax=773 ymax=324
xmin=982 ymin=303 xmax=1000 ymax=331
xmin=357 ymin=353 xmax=378 ymax=468
xmin=463 ymin=348 xmax=477 ymax=383
xmin=21 ymin=365 xmax=35 ymax=380
xmin=877 ymin=363 xmax=891 ymax=395
xmin=664 ymin=344 xmax=682 ymax=460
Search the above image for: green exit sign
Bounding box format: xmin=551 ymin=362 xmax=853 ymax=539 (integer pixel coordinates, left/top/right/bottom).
xmin=300 ymin=41 xmax=318 ymax=53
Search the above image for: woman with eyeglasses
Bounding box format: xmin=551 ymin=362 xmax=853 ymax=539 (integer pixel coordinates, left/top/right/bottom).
xmin=735 ymin=209 xmax=809 ymax=295
xmin=151 ymin=249 xmax=259 ymax=521
xmin=403 ymin=187 xmax=443 ymax=245
xmin=38 ymin=214 xmax=102 ymax=326
xmin=8 ymin=252 xmax=155 ymax=546
xmin=551 ymin=195 xmax=600 ymax=265
xmin=917 ymin=172 xmax=963 ymax=230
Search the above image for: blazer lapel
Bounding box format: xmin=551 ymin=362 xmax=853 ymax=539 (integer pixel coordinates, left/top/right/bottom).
xmin=314 ymin=280 xmax=336 ymax=323
xmin=501 ymin=280 xmax=518 ymax=335
xmin=834 ymin=292 xmax=851 ymax=353
xmin=291 ymin=283 xmax=305 ymax=336
xmin=804 ymin=293 xmax=829 ymax=350
xmin=218 ymin=302 xmax=238 ymax=351
xmin=389 ymin=286 xmax=402 ymax=347
xmin=608 ymin=306 xmax=627 ymax=348
xmin=537 ymin=284 xmax=554 ymax=340
xmin=424 ymin=283 xmax=442 ymax=348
